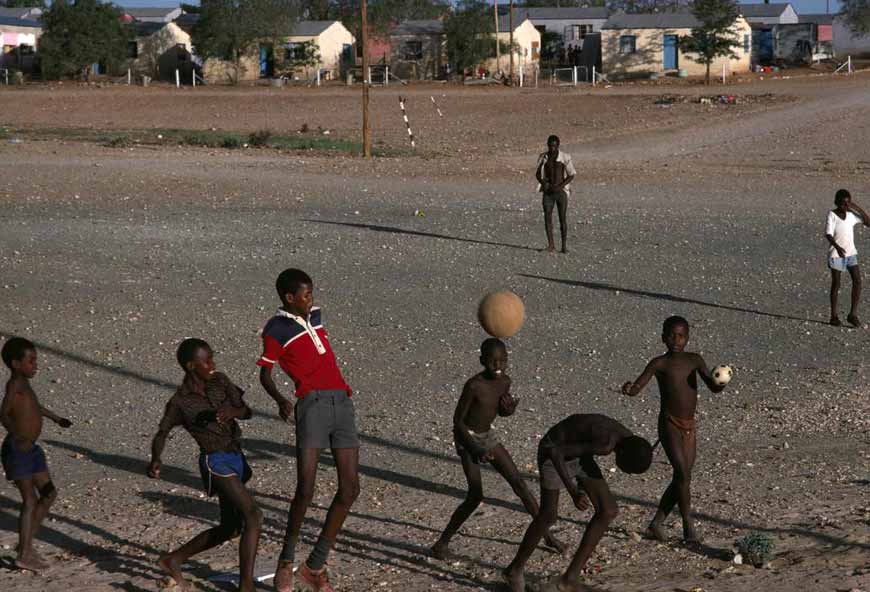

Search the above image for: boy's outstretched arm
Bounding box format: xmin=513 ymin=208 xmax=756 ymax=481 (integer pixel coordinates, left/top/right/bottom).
xmin=259 ymin=366 xmax=293 ymax=421
xmin=622 ymin=358 xmax=660 ymax=396
xmin=849 ymin=201 xmax=870 ymax=226
xmin=695 ymin=355 xmax=726 ymax=394
xmin=148 ymin=402 xmax=181 ymax=479
xmin=39 ymin=404 xmax=72 ymax=428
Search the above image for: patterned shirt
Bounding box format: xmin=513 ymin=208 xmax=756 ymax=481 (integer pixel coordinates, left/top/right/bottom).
xmin=257 ymin=307 xmax=351 ymax=399
xmin=156 ymin=372 xmax=249 ymax=454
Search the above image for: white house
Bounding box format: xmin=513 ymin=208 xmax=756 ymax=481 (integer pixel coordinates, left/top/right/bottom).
xmin=0 ymin=15 xmax=41 ymax=71
xmin=488 ymin=14 xmax=541 ymax=75
xmin=738 ymin=3 xmax=799 ymax=25
xmin=284 ymin=20 xmax=355 ymax=78
xmin=512 ymin=7 xmax=609 ymax=49
xmin=832 ymin=16 xmax=870 ymax=57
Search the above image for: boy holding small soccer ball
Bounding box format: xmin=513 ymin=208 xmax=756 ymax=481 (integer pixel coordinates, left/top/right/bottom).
xmin=621 ymin=316 xmax=732 ymax=543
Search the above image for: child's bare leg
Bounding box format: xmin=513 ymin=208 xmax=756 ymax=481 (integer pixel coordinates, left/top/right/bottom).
xmin=543 ymin=200 xmax=556 ymax=252
xmin=489 ymin=445 xmax=566 ymax=554
xmin=159 ymin=476 xmax=259 ymax=591
xmin=561 ymin=477 xmax=618 ymax=587
xmin=13 ymin=477 xmax=50 ymax=571
xmin=830 ymin=269 xmax=842 ymax=324
xmin=275 ymin=448 xmax=321 ymax=592
xmin=657 ymin=422 xmax=699 ymax=542
xmin=847 ymin=265 xmax=862 ymax=324
xmin=503 ymin=487 xmax=560 ymax=592
xmin=431 ymin=450 xmax=483 ymax=559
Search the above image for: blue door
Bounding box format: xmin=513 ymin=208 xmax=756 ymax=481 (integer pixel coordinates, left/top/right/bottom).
xmin=663 ymin=35 xmax=678 ymax=70
xmin=758 ymin=29 xmax=774 ymax=62
xmin=259 ymin=44 xmax=273 ymax=77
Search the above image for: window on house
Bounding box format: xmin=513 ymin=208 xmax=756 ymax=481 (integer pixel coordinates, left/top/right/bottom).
xmin=619 ymin=35 xmax=636 ymax=54
xmin=401 ymin=40 xmax=423 ymax=61
xmin=285 ymin=43 xmax=309 ymax=62
xmin=127 ymin=40 xmax=138 ymax=59
xmin=743 ymin=34 xmax=750 ymax=53
xmin=570 ymin=24 xmax=593 ymax=40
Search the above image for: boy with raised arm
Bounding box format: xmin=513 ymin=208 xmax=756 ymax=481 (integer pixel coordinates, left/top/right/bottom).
xmin=825 ymin=189 xmax=869 ymax=327
xmin=430 ymin=338 xmax=565 ymax=559
xmin=259 ymin=268 xmax=360 ymax=592
xmin=503 ymin=414 xmax=652 ymax=592
xmin=148 ymin=338 xmax=262 ymax=592
xmin=1 ymin=336 xmax=72 ymax=572
xmin=621 ymin=315 xmax=726 ymax=543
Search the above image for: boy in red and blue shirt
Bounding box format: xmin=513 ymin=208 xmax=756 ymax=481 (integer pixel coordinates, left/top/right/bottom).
xmin=258 ymin=268 xmax=359 ymax=592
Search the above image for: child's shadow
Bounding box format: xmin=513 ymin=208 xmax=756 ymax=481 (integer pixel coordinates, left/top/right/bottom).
xmin=0 ymin=555 xmax=18 ymax=572
xmin=681 ymin=540 xmax=732 ymax=561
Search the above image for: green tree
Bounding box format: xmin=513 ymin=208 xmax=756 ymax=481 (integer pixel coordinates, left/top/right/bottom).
xmin=680 ymin=0 xmax=740 ymax=84
xmin=192 ymin=0 xmax=297 ymax=84
xmin=840 ymin=0 xmax=870 ymax=36
xmin=445 ymin=0 xmax=494 ymax=78
xmin=39 ymin=0 xmax=131 ymax=80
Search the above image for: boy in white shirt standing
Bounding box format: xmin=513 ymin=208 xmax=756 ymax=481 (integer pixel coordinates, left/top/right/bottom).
xmin=825 ymin=189 xmax=870 ymax=326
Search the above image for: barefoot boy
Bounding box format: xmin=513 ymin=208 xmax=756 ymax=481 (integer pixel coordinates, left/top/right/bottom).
xmin=535 ymin=135 xmax=576 ymax=254
xmin=825 ymin=189 xmax=869 ymax=327
xmin=503 ymin=414 xmax=652 ymax=592
xmin=430 ymin=338 xmax=565 ymax=559
xmin=1 ymin=337 xmax=72 ymax=572
xmin=148 ymin=338 xmax=262 ymax=592
xmin=258 ymin=268 xmax=360 ymax=592
xmin=621 ymin=316 xmax=725 ymax=543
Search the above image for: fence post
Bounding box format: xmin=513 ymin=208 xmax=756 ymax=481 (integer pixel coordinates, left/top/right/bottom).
xmin=519 ymin=65 xmax=523 ymax=87
xmin=573 ymin=66 xmax=578 ymax=86
xmin=722 ymin=61 xmax=726 ymax=84
xmin=849 ymin=55 xmax=853 ymax=74
xmin=316 ymin=68 xmax=321 ymax=86
xmin=175 ymin=69 xmax=180 ymax=88
xmin=192 ymin=69 xmax=196 ymax=87
xmin=592 ymin=65 xmax=596 ymax=87
xmin=127 ymin=69 xmax=131 ymax=85
xmin=367 ymin=66 xmax=371 ymax=84
xmin=4 ymin=69 xmax=8 ymax=85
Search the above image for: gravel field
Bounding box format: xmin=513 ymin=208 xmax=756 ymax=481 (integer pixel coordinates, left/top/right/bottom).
xmin=1 ymin=74 xmax=869 ymax=592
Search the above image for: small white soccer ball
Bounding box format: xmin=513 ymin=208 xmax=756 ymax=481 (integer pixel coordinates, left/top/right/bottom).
xmin=712 ymin=365 xmax=733 ymax=387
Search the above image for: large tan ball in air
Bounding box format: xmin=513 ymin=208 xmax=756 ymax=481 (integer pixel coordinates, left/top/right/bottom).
xmin=477 ymin=291 xmax=525 ymax=338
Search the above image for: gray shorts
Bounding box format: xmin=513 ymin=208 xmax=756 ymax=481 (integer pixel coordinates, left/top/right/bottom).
xmin=542 ymin=190 xmax=567 ymax=211
xmin=455 ymin=429 xmax=500 ymax=463
xmin=538 ymin=440 xmax=603 ymax=490
xmin=294 ymin=390 xmax=359 ymax=450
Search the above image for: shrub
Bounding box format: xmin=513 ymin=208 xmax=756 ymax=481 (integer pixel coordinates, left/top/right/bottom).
xmin=248 ymin=129 xmax=272 ymax=146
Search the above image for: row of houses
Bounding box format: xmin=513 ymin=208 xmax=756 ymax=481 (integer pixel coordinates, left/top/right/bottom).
xmin=3 ymin=3 xmax=870 ymax=82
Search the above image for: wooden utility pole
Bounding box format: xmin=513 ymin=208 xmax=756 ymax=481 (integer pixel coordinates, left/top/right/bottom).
xmin=493 ymin=0 xmax=500 ymax=75
xmin=361 ymin=0 xmax=372 ymax=158
xmin=509 ymin=0 xmax=514 ymax=84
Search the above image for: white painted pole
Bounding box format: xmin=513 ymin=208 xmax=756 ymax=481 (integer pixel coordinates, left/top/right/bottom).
xmin=192 ymin=70 xmax=196 ymax=87
xmin=722 ymin=61 xmax=726 ymax=84
xmin=127 ymin=69 xmax=131 ymax=85
xmin=175 ymin=69 xmax=180 ymax=88
xmin=573 ymin=65 xmax=578 ymax=86
xmin=519 ymin=65 xmax=523 ymax=87
xmin=385 ymin=66 xmax=389 ymax=86
xmin=592 ymin=65 xmax=596 ymax=87
xmin=4 ymin=69 xmax=8 ymax=85
xmin=316 ymin=68 xmax=321 ymax=86
xmin=367 ymin=66 xmax=371 ymax=84
xmin=849 ymin=55 xmax=852 ymax=74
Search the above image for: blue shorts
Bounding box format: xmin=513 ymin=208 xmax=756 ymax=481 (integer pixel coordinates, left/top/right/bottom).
xmin=198 ymin=450 xmax=252 ymax=497
xmin=829 ymin=255 xmax=858 ymax=272
xmin=2 ymin=436 xmax=49 ymax=481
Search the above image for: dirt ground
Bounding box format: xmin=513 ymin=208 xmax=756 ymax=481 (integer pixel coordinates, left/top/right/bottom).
xmin=1 ymin=73 xmax=869 ymax=592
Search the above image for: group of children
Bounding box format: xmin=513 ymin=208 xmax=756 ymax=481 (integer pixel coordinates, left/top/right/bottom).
xmin=0 ymin=188 xmax=865 ymax=591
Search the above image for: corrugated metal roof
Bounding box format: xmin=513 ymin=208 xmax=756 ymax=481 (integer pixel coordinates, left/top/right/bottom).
xmin=392 ymin=20 xmax=444 ymax=36
xmin=496 ymin=13 xmax=533 ymax=32
xmin=0 ymin=16 xmax=41 ymax=29
xmin=130 ymin=21 xmax=167 ymax=36
xmin=121 ymin=7 xmax=180 ymax=18
xmin=0 ymin=7 xmax=41 ymax=20
xmin=516 ymin=7 xmax=609 ymax=20
xmin=602 ymin=11 xmax=701 ymax=30
xmin=737 ymin=3 xmax=791 ymax=17
xmin=291 ymin=20 xmax=336 ymax=37
xmin=799 ymin=13 xmax=834 ymax=25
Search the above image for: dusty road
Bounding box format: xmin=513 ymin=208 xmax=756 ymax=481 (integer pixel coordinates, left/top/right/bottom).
xmin=0 ymin=74 xmax=869 ymax=592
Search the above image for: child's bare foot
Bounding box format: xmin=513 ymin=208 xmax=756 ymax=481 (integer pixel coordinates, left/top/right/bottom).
xmin=157 ymin=555 xmax=190 ymax=591
xmin=543 ymin=533 xmax=567 ymax=556
xmin=501 ymin=567 xmax=525 ymax=592
xmin=644 ymin=521 xmax=667 ymax=542
xmin=683 ymin=523 xmax=702 ymax=544
xmin=15 ymin=550 xmax=48 ymax=572
xmin=561 ymin=246 xmax=568 ymax=254
xmin=847 ymin=314 xmax=861 ymax=327
xmin=547 ymin=245 xmax=556 ymax=253
xmin=830 ymin=315 xmax=842 ymax=326
xmin=274 ymin=561 xmax=293 ymax=592
xmin=429 ymin=542 xmax=449 ymax=560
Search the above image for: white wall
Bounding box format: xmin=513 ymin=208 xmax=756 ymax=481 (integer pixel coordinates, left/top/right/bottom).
xmin=833 ymin=17 xmax=870 ymax=57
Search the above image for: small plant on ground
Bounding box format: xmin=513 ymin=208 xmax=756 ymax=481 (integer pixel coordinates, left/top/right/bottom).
xmin=736 ymin=532 xmax=774 ymax=566
xmin=248 ymin=129 xmax=272 ymax=147
xmin=220 ymin=135 xmax=243 ymax=149
xmin=99 ymin=134 xmax=131 ymax=147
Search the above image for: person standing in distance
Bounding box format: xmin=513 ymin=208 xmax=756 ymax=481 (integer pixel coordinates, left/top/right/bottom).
xmin=536 ymin=135 xmax=576 ymax=254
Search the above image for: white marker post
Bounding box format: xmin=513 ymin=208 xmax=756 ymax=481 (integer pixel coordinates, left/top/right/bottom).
xmin=592 ymin=66 xmax=596 ymax=87
xmin=398 ymin=96 xmax=415 ymax=149
xmin=192 ymin=70 xmax=196 ymax=87
xmin=573 ymin=65 xmax=578 ymax=86
xmin=384 ymin=66 xmax=389 ymax=86
xmin=175 ymin=69 xmax=180 ymax=88
xmin=316 ymin=68 xmax=321 ymax=87
xmin=722 ymin=62 xmax=726 ymax=84
xmin=127 ymin=69 xmax=131 ymax=85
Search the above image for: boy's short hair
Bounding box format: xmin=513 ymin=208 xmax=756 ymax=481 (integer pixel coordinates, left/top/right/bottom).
xmin=2 ymin=337 xmax=35 ymax=369
xmin=835 ymin=189 xmax=851 ymax=204
xmin=176 ymin=338 xmax=211 ymax=370
xmin=615 ymin=436 xmax=653 ymax=474
xmin=480 ymin=337 xmax=506 ymax=358
xmin=662 ymin=315 xmax=689 ymax=334
xmin=547 ymin=134 xmax=560 ymax=145
xmin=276 ymin=268 xmax=313 ymax=304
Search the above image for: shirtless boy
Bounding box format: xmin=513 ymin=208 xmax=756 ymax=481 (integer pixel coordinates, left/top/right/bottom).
xmin=503 ymin=414 xmax=651 ymax=592
xmin=148 ymin=338 xmax=262 ymax=592
xmin=1 ymin=337 xmax=72 ymax=571
xmin=431 ymin=338 xmax=564 ymax=559
xmin=621 ymin=316 xmax=726 ymax=543
xmin=535 ymin=135 xmax=576 ymax=254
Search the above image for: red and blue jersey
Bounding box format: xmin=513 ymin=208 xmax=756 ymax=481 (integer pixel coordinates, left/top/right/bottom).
xmin=257 ymin=307 xmax=351 ymax=399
